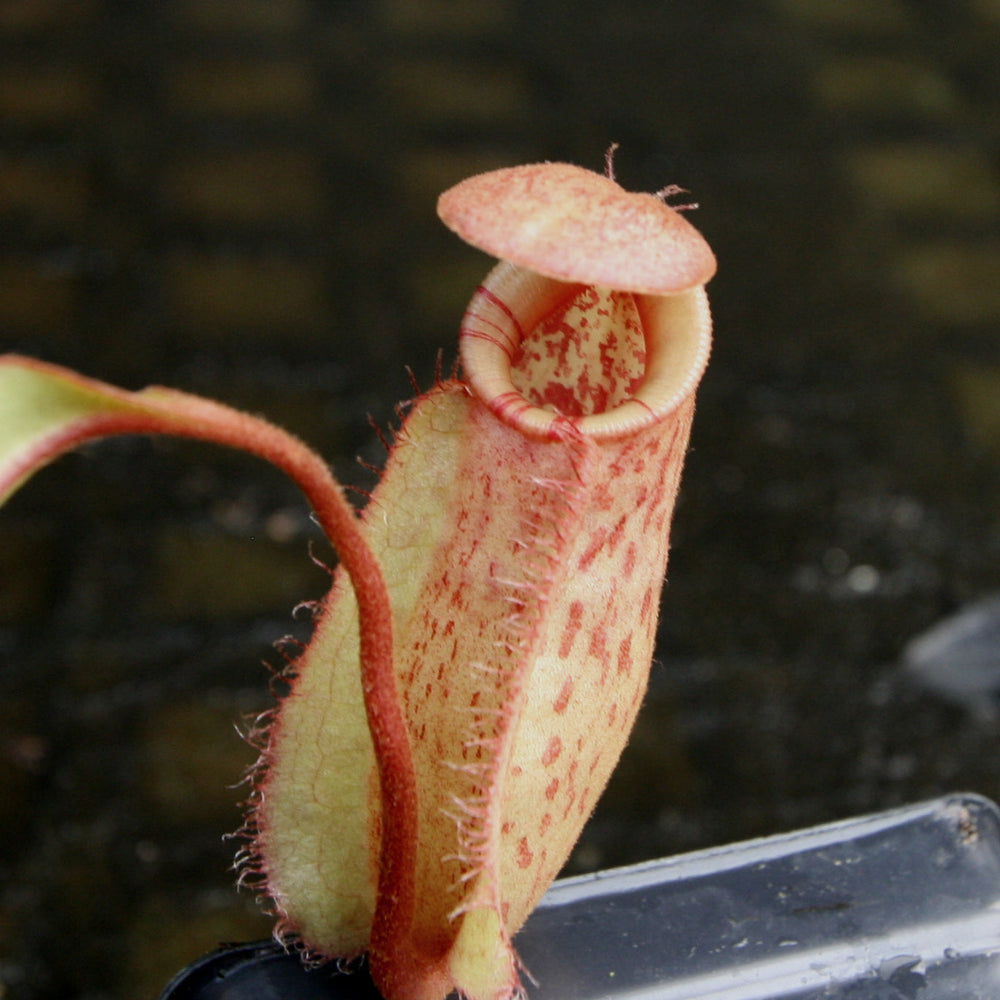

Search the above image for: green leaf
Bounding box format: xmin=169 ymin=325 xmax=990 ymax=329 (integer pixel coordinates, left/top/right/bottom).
xmin=0 ymin=355 xmax=137 ymax=503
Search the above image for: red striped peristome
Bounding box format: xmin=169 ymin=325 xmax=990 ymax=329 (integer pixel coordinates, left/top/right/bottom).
xmin=459 ymin=259 xmax=712 ymax=441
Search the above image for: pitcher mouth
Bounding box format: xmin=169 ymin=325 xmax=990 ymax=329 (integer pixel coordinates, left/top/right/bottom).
xmin=458 ymin=261 xmax=713 ymax=441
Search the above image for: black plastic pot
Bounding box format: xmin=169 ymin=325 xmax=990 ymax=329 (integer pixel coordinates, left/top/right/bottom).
xmin=157 ymin=941 xmax=379 ymax=1000
xmin=160 ymin=793 xmax=1000 ymax=1000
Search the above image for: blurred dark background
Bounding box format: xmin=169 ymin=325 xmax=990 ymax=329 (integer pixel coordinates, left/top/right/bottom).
xmin=2 ymin=1 xmax=1000 ymax=997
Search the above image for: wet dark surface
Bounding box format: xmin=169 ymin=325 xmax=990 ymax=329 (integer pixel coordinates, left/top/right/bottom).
xmin=2 ymin=1 xmax=1000 ymax=997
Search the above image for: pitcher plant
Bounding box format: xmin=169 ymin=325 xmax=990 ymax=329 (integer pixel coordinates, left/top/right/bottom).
xmin=0 ymin=159 xmax=716 ymax=1000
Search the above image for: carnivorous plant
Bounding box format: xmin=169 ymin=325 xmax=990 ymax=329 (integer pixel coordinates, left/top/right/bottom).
xmin=0 ymin=160 xmax=715 ymax=1000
